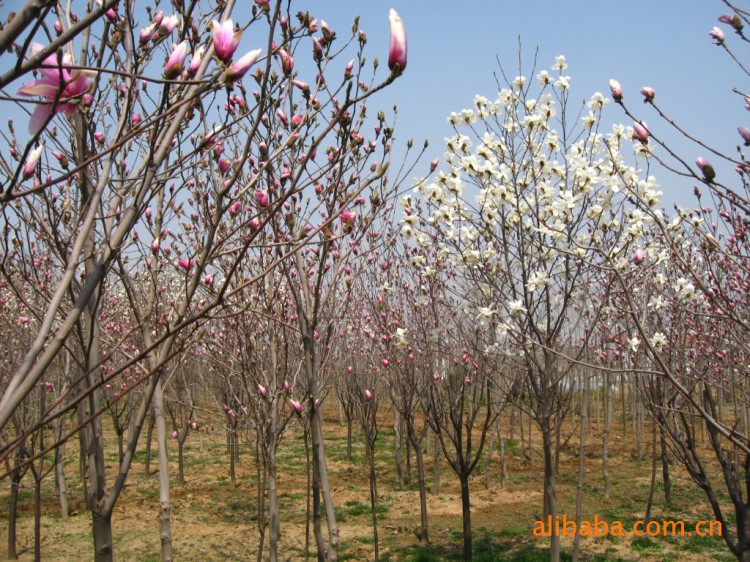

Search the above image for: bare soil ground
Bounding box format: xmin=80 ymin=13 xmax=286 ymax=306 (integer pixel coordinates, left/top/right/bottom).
xmin=0 ymin=408 xmax=734 ymax=561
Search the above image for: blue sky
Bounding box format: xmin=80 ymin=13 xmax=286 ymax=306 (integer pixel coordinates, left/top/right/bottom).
xmin=297 ymin=0 xmax=745 ymax=208
xmin=3 ymin=0 xmax=743 ymax=208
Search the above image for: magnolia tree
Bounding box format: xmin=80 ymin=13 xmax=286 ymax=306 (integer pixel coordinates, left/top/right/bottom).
xmin=603 ymin=6 xmax=750 ymax=558
xmin=405 ymin=54 xmax=671 ymax=561
xmin=0 ymin=2 xmax=410 ymax=561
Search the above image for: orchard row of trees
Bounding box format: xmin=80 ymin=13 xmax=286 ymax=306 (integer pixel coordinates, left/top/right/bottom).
xmin=1 ymin=1 xmax=749 ymax=562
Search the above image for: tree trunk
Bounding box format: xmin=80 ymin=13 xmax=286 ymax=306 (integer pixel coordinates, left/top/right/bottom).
xmin=660 ymin=426 xmax=671 ymax=507
xmin=393 ymin=410 xmax=404 ymax=488
xmin=55 ymin=437 xmax=69 ymax=519
xmin=311 ymin=407 xmax=338 ymax=561
xmin=603 ymin=372 xmax=612 ymax=499
xmin=145 ymin=413 xmax=155 ymax=477
xmin=413 ymin=436 xmax=430 ymax=544
xmin=572 ymin=372 xmax=589 ymax=562
xmin=432 ymin=438 xmax=441 ymax=496
xmin=459 ymin=474 xmax=472 ymax=561
xmin=92 ymin=510 xmax=114 ymax=562
xmin=34 ymin=473 xmax=42 ymax=562
xmin=367 ymin=438 xmax=380 ymax=561
xmin=7 ymin=476 xmax=20 ymax=560
xmin=153 ymin=379 xmax=174 ymax=561
xmin=542 ymin=424 xmax=560 ymax=562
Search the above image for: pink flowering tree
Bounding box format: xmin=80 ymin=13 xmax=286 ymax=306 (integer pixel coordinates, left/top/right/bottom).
xmin=604 ymin=5 xmax=750 ymax=559
xmin=0 ymin=2 xmax=411 ymax=561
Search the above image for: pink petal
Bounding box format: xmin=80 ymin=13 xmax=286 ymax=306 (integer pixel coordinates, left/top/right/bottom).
xmin=17 ymin=79 xmax=59 ymax=97
xmin=28 ymin=103 xmax=54 ymax=135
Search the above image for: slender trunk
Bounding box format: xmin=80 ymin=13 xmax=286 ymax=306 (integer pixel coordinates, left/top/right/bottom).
xmin=177 ymin=440 xmax=185 ymax=485
xmin=393 ymin=410 xmax=404 ymax=488
xmin=603 ymin=372 xmax=612 ymax=499
xmin=7 ymin=476 xmax=20 ymax=560
xmin=413 ymin=436 xmax=430 ymax=544
xmin=432 ymin=438 xmax=441 ymax=496
xmin=346 ymin=414 xmax=353 ymax=462
xmin=311 ymin=407 xmax=338 ymax=561
xmin=484 ymin=417 xmax=496 ymax=489
xmin=268 ymin=410 xmax=280 ymax=562
xmin=542 ymin=424 xmax=560 ymax=562
xmin=311 ymin=423 xmax=325 ymax=562
xmin=499 ymin=423 xmax=508 ymax=484
xmin=153 ymin=379 xmax=174 ymax=562
xmin=34 ymin=473 xmax=42 ymax=562
xmin=645 ymin=416 xmax=657 ymax=524
xmin=660 ymin=426 xmax=671 ymax=507
xmin=572 ymin=373 xmax=589 ymax=562
xmin=304 ymin=424 xmax=312 ymax=561
xmin=459 ymin=474 xmax=472 ymax=561
xmin=145 ymin=414 xmax=155 ymax=477
xmin=367 ymin=438 xmax=380 ymax=561
xmin=56 ymin=439 xmax=70 ymax=519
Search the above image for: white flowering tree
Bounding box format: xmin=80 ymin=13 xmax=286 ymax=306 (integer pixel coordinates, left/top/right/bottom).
xmin=405 ymin=54 xmax=668 ymax=561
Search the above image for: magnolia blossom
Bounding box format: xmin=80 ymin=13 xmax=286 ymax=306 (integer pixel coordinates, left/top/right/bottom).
xmin=508 ymin=299 xmax=526 ymax=316
xmin=212 ymin=19 xmax=242 ymax=62
xmin=164 ymin=41 xmax=189 ymax=79
xmin=23 ymin=144 xmax=43 ymax=178
xmin=649 ymin=332 xmax=666 ymax=352
xmin=640 ymin=86 xmax=655 ymax=102
xmin=290 ymin=399 xmax=302 ymax=414
xmin=223 ymin=49 xmax=262 ymax=83
xmin=710 ymin=26 xmax=725 ymax=43
xmin=17 ymin=43 xmax=96 ymax=135
xmin=364 ymin=389 xmax=373 ymax=401
xmin=632 ymin=121 xmax=649 ymax=144
xmin=609 ymin=79 xmax=622 ymax=102
xmin=387 ymin=9 xmax=407 ymax=74
xmin=695 ymin=157 xmax=716 ymax=181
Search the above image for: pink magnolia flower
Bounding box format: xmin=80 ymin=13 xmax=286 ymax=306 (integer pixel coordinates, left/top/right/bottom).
xmin=631 ymin=121 xmax=649 ymax=144
xmin=223 ymin=49 xmax=262 ymax=83
xmin=278 ymin=48 xmax=294 ymax=75
xmin=640 ymin=86 xmax=655 ymax=102
xmin=696 ymin=157 xmax=716 ymax=182
xmin=164 ymin=41 xmax=189 ymax=79
xmin=718 ymin=13 xmax=743 ymax=32
xmin=258 ymin=384 xmax=268 ymax=398
xmin=255 ymin=189 xmax=269 ymax=207
xmin=229 ymin=201 xmax=242 ymax=215
xmin=633 ymin=249 xmax=645 ymax=265
xmin=19 ymin=316 xmax=30 ymax=325
xmin=23 ymin=144 xmax=43 ymax=178
xmin=738 ymin=127 xmax=750 ymax=146
xmin=290 ymin=399 xmax=302 ymax=414
xmin=212 ymin=19 xmax=242 ymax=62
xmin=710 ymin=26 xmax=725 ymax=44
xmin=177 ymin=257 xmax=192 ymax=270
xmin=17 ymin=43 xmax=96 ymax=135
xmin=284 ymin=380 xmax=291 ymax=394
xmin=204 ymin=274 xmax=214 ymax=285
xmin=388 ymin=9 xmax=407 ymax=74
xmin=609 ymin=79 xmax=622 ymax=102
xmin=340 ymin=209 xmax=356 ymax=225
xmin=171 ymin=430 xmax=179 ymax=439
xmin=381 ymin=358 xmax=390 ymax=368
xmin=158 ymin=14 xmax=180 ymax=37
xmin=364 ymin=389 xmax=373 ymax=401
xmin=188 ymin=46 xmax=205 ymax=76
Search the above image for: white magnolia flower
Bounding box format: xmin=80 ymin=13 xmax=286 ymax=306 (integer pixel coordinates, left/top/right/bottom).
xmin=628 ymin=336 xmax=641 ymax=352
xmin=526 ymin=271 xmax=549 ymax=293
xmin=649 ymin=332 xmax=666 ymax=352
xmin=508 ymin=299 xmax=527 ymax=316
